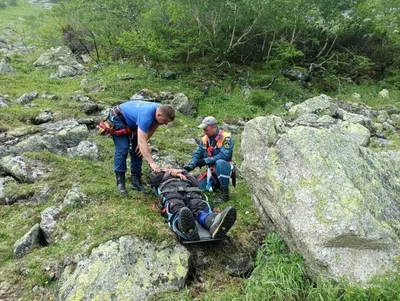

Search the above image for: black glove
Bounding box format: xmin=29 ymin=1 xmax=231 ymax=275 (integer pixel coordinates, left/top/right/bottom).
xmin=183 ymin=164 xmax=195 ymax=172
xmin=197 ymin=159 xmax=206 ymax=168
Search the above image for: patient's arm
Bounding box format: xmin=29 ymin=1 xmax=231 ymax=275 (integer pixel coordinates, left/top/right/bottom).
xmin=163 ymin=168 xmax=187 ymax=181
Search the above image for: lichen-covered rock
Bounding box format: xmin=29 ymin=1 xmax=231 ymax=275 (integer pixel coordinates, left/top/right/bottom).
xmin=34 ymin=110 xmax=53 ymax=124
xmin=33 ymin=46 xmax=78 ymax=68
xmin=13 ymin=224 xmax=40 ymax=257
xmin=0 ymin=176 xmax=16 ymax=204
xmin=341 ymin=110 xmax=376 ymax=133
xmin=168 ymin=93 xmax=197 ymax=117
xmin=9 ymin=120 xmax=89 ymax=155
xmin=50 ymin=64 xmax=88 ymax=79
xmin=339 ymin=121 xmax=370 ymax=146
xmin=16 ymin=91 xmax=39 ymax=104
xmin=40 ymin=205 xmax=63 ymax=244
xmin=67 ymin=140 xmax=99 ymax=161
xmin=241 ymin=115 xmax=400 ymax=283
xmin=57 ymin=236 xmax=190 ymax=301
xmin=62 ymin=184 xmax=87 ymax=207
xmin=288 ymin=94 xmax=338 ymax=117
xmin=0 ymin=58 xmax=16 ymax=75
xmin=0 ymin=155 xmax=46 ymax=183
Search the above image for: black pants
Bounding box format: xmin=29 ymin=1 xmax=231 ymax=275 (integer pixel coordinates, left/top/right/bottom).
xmin=167 ymin=193 xmax=209 ymax=216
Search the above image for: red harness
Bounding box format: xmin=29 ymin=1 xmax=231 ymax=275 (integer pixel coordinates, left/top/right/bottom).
xmin=98 ymin=120 xmax=133 ymax=136
xmin=206 ymin=130 xmax=224 ymax=157
xmin=198 ymin=130 xmax=224 ymax=181
xmin=98 ymin=105 xmax=137 ymax=136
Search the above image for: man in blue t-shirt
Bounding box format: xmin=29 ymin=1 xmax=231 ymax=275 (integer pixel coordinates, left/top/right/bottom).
xmin=107 ymin=100 xmax=175 ymax=194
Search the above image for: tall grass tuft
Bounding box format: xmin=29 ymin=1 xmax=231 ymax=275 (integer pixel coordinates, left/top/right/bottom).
xmin=246 ymin=233 xmax=400 ymax=301
xmin=246 ymin=233 xmax=313 ymax=301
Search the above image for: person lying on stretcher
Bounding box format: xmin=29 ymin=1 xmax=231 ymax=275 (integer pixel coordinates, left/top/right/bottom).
xmin=149 ymin=168 xmax=236 ymax=241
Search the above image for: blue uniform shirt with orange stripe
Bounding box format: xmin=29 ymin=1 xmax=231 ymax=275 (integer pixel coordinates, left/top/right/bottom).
xmin=189 ymin=128 xmax=234 ymax=188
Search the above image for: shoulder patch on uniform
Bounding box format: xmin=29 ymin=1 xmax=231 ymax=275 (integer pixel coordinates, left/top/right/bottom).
xmin=224 ymin=141 xmax=231 ymax=148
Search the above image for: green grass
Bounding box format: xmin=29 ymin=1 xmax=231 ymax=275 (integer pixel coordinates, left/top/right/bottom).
xmin=330 ymin=83 xmax=400 ymax=109
xmin=150 ymin=233 xmax=400 ymax=300
xmin=0 ymin=0 xmax=42 ymax=29
xmin=0 ymin=109 xmax=258 ymax=300
xmin=245 ymin=233 xmax=400 ymax=301
xmin=1 ymin=57 xmax=400 ymax=299
xmin=1 ymin=2 xmax=400 ymax=300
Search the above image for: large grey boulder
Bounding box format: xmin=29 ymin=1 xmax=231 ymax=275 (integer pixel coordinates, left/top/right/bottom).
xmin=13 ymin=224 xmax=40 ymax=257
xmin=0 ymin=57 xmax=16 ymax=74
xmin=0 ymin=155 xmax=46 ymax=183
xmin=58 ymin=236 xmax=190 ymax=300
xmin=67 ymin=140 xmax=99 ymax=160
xmin=40 ymin=205 xmax=63 ymax=244
xmin=0 ymin=176 xmax=17 ymax=204
xmin=33 ymin=46 xmax=88 ymax=78
xmin=168 ymin=93 xmax=197 ymax=117
xmin=10 ymin=120 xmax=89 ymax=155
xmin=33 ymin=46 xmax=79 ymax=68
xmin=241 ymin=115 xmax=400 ymax=283
xmin=289 ymin=94 xmax=339 ymax=117
xmin=339 ymin=121 xmax=370 ymax=146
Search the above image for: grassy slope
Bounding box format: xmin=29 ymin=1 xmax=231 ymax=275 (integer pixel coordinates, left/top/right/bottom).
xmin=0 ymin=3 xmax=263 ymax=300
xmin=1 ymin=1 xmax=400 ymax=301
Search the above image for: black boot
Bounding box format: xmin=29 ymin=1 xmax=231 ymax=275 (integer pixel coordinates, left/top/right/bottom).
xmin=214 ymin=186 xmax=229 ymax=203
xmin=115 ymin=172 xmax=127 ymax=195
xmin=177 ymin=207 xmax=200 ymax=241
xmin=205 ymin=206 xmax=236 ymax=239
xmin=131 ymin=173 xmax=149 ymax=193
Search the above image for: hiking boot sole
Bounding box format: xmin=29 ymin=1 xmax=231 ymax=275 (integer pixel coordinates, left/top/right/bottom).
xmin=210 ymin=207 xmax=236 ymax=239
xmin=178 ymin=207 xmax=200 ymax=241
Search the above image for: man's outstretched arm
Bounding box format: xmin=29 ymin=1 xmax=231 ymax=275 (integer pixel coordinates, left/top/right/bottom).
xmin=137 ymin=128 xmax=160 ymax=172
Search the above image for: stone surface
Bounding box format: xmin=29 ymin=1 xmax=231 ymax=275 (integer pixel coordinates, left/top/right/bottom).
xmin=241 ymin=114 xmax=400 ymax=283
xmin=57 ymin=236 xmax=190 ymax=300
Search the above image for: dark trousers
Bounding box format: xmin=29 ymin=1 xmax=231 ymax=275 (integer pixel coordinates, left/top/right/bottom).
xmin=109 ymin=113 xmax=142 ymax=174
xmin=112 ymin=134 xmax=142 ymax=174
xmin=167 ymin=194 xmax=209 ymax=216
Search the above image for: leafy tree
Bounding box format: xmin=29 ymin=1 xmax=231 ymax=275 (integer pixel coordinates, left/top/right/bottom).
xmin=0 ymin=0 xmax=7 ymax=9
xmin=34 ymin=0 xmax=399 ymax=85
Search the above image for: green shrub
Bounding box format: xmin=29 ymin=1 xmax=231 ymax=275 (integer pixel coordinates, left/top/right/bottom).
xmin=0 ymin=0 xmax=7 ymax=9
xmin=272 ymin=78 xmax=314 ymax=103
xmin=248 ymin=90 xmax=274 ymax=107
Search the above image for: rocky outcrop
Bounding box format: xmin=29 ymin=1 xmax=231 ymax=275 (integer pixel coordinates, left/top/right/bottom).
xmin=40 ymin=205 xmax=63 ymax=244
xmin=0 ymin=57 xmax=16 ymax=74
xmin=167 ymin=93 xmax=197 ymax=117
xmin=0 ymin=120 xmax=90 ymax=158
xmin=241 ymin=95 xmax=400 ymax=283
xmin=13 ymin=224 xmax=41 ymax=257
xmin=57 ymin=236 xmax=190 ymax=300
xmin=34 ymin=46 xmax=79 ymax=68
xmin=33 ymin=46 xmax=88 ymax=78
xmin=0 ymin=155 xmax=47 ymax=183
xmin=129 ymin=89 xmax=198 ymax=117
xmin=16 ymin=91 xmax=39 ymax=104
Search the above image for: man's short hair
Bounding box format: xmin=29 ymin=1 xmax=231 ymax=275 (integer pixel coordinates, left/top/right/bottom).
xmin=159 ymin=105 xmax=175 ymax=121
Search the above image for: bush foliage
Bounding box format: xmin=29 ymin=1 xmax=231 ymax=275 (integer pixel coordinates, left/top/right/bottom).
xmin=36 ymin=0 xmax=400 ymax=87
